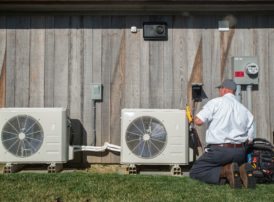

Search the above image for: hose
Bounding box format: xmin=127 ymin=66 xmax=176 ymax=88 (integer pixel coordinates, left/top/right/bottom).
xmin=73 ymin=142 xmax=121 ymax=152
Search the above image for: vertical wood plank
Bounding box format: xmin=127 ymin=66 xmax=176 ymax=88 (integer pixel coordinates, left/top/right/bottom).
xmin=172 ymin=16 xmax=188 ymax=109
xmin=92 ymin=16 xmax=102 ymax=163
xmin=269 ymin=16 xmax=274 ymax=144
xmin=6 ymin=16 xmax=15 ymax=108
xmin=202 ymin=16 xmax=212 ymax=102
xmin=110 ymin=16 xmax=126 ymax=163
xmin=101 ymin=16 xmax=111 ymax=163
xmin=149 ymin=16 xmax=163 ymax=109
xmin=234 ymin=16 xmax=245 ymax=56
xmin=30 ymin=16 xmax=45 ymax=107
xmin=125 ymin=16 xmax=139 ymax=109
xmin=15 ymin=16 xmax=30 ymax=107
xmin=83 ymin=16 xmax=94 ymax=163
xmin=45 ymin=16 xmax=55 ymax=107
xmin=140 ymin=16 xmax=150 ymax=109
xmin=163 ymin=16 xmax=173 ymax=109
xmin=0 ymin=58 xmax=6 ymax=108
xmin=0 ymin=16 xmax=6 ymax=74
xmin=68 ymin=16 xmax=84 ymax=164
xmin=186 ymin=16 xmax=203 ymax=111
xmin=253 ymin=16 xmax=270 ymax=140
xmin=211 ymin=16 xmax=221 ymax=99
xmin=0 ymin=16 xmax=6 ymax=108
xmin=54 ymin=16 xmax=69 ymax=108
xmin=219 ymin=16 xmax=235 ymax=83
xmin=199 ymin=16 xmax=212 ymax=148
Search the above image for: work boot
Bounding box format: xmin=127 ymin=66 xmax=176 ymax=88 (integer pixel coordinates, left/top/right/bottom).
xmin=220 ymin=163 xmax=242 ymax=189
xmin=239 ymin=163 xmax=256 ymax=189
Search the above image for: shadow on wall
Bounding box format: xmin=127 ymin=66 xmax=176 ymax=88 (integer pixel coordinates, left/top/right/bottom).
xmin=1 ymin=15 xmax=271 ymax=30
xmin=70 ymin=118 xmax=120 ymax=163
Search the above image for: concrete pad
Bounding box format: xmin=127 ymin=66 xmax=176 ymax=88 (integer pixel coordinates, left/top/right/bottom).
xmin=1 ymin=167 xmax=76 ymax=174
xmin=118 ymin=168 xmax=189 ymax=177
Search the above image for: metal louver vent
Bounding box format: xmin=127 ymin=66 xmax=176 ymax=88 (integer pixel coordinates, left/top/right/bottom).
xmin=1 ymin=115 xmax=44 ymax=158
xmin=126 ymin=116 xmax=167 ymax=159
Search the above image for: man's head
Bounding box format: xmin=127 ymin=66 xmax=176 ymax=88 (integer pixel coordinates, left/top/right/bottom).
xmin=216 ymin=79 xmax=237 ymax=97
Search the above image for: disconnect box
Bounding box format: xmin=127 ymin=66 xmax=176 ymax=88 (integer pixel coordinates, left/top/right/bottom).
xmin=92 ymin=83 xmax=102 ymax=100
xmin=232 ymin=56 xmax=259 ymax=85
xmin=143 ymin=22 xmax=167 ymax=40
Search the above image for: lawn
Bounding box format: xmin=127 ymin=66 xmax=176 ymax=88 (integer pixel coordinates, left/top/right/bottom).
xmin=0 ymin=172 xmax=273 ymax=202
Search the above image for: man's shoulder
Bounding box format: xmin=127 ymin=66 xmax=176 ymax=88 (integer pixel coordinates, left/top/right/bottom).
xmin=202 ymin=97 xmax=223 ymax=109
xmin=208 ymin=96 xmax=223 ymax=104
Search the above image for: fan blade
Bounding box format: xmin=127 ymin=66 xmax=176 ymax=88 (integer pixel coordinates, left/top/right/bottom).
xmin=2 ymin=130 xmax=18 ymax=136
xmin=2 ymin=137 xmax=18 ymax=142
xmin=25 ymin=119 xmax=40 ymax=134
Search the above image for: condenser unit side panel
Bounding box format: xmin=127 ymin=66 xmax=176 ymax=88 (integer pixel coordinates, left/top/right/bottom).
xmin=120 ymin=110 xmax=188 ymax=165
xmin=184 ymin=113 xmax=189 ymax=162
xmin=61 ymin=110 xmax=68 ymax=162
xmin=0 ymin=108 xmax=68 ymax=164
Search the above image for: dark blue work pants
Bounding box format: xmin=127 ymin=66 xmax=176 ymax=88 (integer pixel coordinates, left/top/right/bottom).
xmin=189 ymin=145 xmax=245 ymax=184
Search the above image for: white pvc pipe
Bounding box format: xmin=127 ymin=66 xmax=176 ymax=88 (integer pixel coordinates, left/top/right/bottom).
xmin=247 ymin=85 xmax=253 ymax=113
xmin=235 ymin=85 xmax=242 ymax=103
xmin=73 ymin=142 xmax=121 ymax=153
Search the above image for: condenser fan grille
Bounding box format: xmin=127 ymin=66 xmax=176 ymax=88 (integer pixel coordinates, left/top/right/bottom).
xmin=1 ymin=115 xmax=44 ymax=158
xmin=126 ymin=116 xmax=167 ymax=159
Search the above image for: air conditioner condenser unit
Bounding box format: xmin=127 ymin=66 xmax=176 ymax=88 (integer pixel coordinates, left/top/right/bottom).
xmin=0 ymin=108 xmax=74 ymax=166
xmin=120 ymin=109 xmax=192 ymax=167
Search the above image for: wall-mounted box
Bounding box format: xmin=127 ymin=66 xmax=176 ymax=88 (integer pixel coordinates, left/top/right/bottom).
xmin=232 ymin=56 xmax=259 ymax=85
xmin=92 ymin=83 xmax=102 ymax=100
xmin=143 ymin=22 xmax=167 ymax=40
xmin=219 ymin=21 xmax=229 ymax=32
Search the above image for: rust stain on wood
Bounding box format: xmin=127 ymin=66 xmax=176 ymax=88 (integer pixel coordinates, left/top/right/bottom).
xmin=187 ymin=36 xmax=203 ymax=109
xmin=0 ymin=50 xmax=6 ymax=108
xmin=31 ymin=67 xmax=38 ymax=82
xmin=220 ymin=28 xmax=235 ymax=82
xmin=110 ymin=30 xmax=126 ymax=125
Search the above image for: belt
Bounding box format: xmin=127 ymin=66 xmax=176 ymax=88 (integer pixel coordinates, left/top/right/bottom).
xmin=213 ymin=143 xmax=244 ymax=148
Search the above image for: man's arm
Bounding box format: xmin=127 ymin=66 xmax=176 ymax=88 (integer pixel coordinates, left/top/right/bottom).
xmin=194 ymin=116 xmax=203 ymax=125
xmin=194 ymin=99 xmax=216 ymax=125
xmin=247 ymin=122 xmax=254 ymax=145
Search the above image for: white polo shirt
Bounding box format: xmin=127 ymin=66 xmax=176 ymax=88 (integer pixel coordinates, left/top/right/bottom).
xmin=196 ymin=93 xmax=254 ymax=144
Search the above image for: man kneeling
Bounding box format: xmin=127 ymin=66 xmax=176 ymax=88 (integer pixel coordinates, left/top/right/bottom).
xmin=189 ymin=79 xmax=256 ymax=189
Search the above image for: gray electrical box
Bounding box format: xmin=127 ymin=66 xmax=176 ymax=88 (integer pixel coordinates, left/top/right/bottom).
xmin=232 ymin=56 xmax=259 ymax=85
xmin=92 ymin=83 xmax=102 ymax=100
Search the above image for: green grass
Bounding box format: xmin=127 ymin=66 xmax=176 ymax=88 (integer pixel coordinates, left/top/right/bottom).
xmin=0 ymin=173 xmax=273 ymax=202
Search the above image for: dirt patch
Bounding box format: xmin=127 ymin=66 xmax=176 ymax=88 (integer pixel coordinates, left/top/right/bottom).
xmin=77 ymin=164 xmax=123 ymax=174
xmin=0 ymin=164 xmax=5 ymax=171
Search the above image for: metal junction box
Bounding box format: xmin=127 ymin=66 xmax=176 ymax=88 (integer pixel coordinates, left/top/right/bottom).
xmin=232 ymin=56 xmax=259 ymax=85
xmin=143 ymin=22 xmax=167 ymax=40
xmin=92 ymin=83 xmax=102 ymax=100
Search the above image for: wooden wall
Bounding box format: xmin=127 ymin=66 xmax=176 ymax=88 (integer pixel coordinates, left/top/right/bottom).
xmin=0 ymin=15 xmax=273 ymax=163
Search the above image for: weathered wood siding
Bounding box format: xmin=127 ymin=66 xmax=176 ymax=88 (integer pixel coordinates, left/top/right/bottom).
xmin=0 ymin=15 xmax=273 ymax=163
